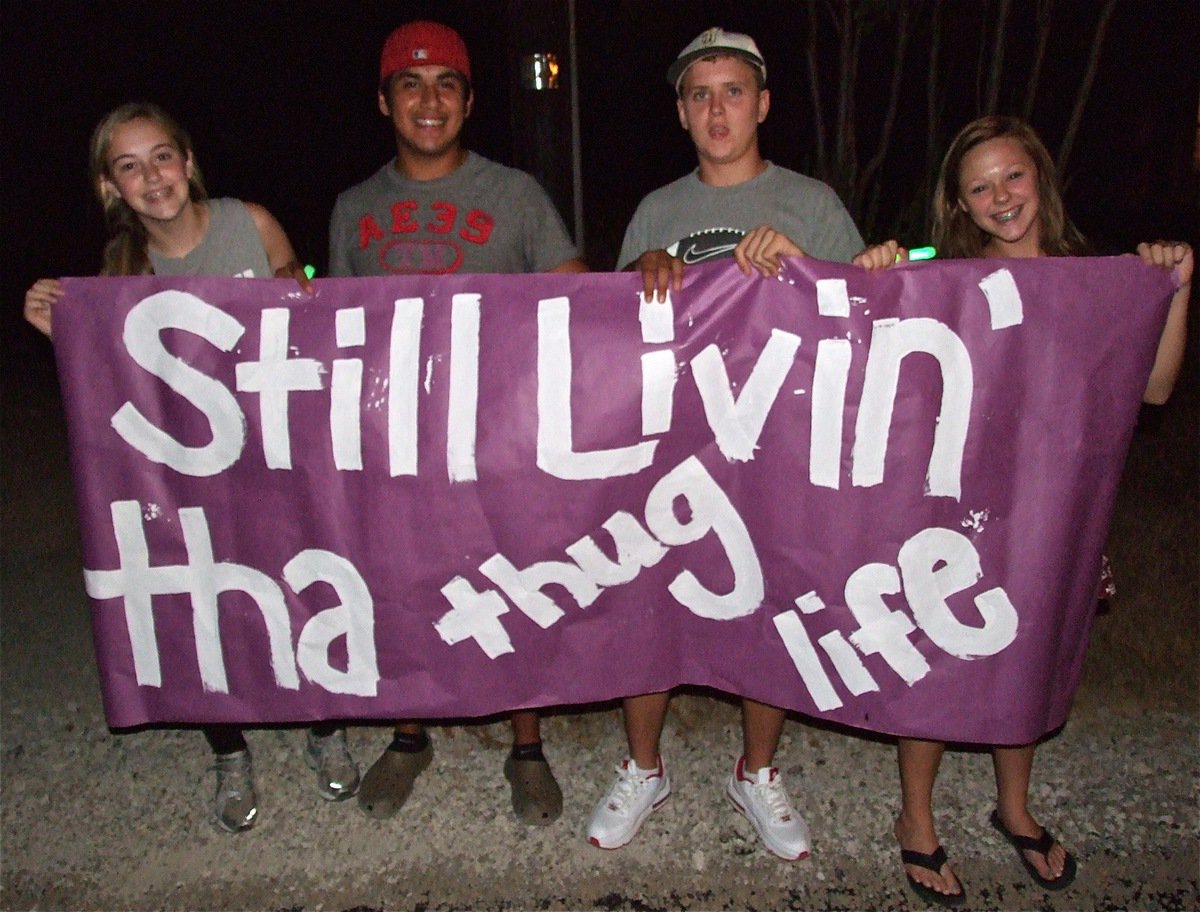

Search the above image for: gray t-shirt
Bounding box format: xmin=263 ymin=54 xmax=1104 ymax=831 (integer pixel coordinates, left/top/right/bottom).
xmin=148 ymin=198 xmax=271 ymax=277
xmin=328 ymin=152 xmax=578 ymax=277
xmin=616 ymin=163 xmax=863 ymax=270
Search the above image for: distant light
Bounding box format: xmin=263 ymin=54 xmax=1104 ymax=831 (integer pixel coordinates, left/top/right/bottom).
xmin=304 ymin=264 xmax=316 ymax=279
xmin=521 ymin=53 xmax=560 ymax=91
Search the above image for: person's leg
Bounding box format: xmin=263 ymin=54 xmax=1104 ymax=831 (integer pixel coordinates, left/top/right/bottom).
xmin=728 ymin=699 xmax=810 ymax=860
xmin=504 ymin=709 xmax=562 ymax=825
xmin=586 ymin=691 xmax=672 ymax=849
xmin=204 ymin=724 xmax=247 ymax=756
xmin=310 ymin=721 xmax=338 ymax=738
xmin=357 ymin=720 xmax=432 ymax=818
xmin=204 ymin=725 xmax=256 ymax=833
xmin=510 ymin=709 xmax=540 ymax=746
xmin=895 ymin=737 xmax=962 ymax=897
xmin=991 ymin=744 xmax=1069 ymax=880
xmin=741 ymin=698 xmax=785 ymax=771
xmin=624 ymin=691 xmax=670 ymax=768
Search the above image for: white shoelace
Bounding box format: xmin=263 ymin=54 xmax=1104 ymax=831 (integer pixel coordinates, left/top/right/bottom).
xmin=752 ymin=773 xmax=794 ymax=822
xmin=606 ymin=764 xmax=654 ymax=815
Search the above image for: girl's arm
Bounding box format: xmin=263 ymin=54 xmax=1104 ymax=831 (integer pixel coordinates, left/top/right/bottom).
xmin=1138 ymin=241 xmax=1192 ymax=405
xmin=245 ymin=202 xmax=314 ymax=294
xmin=24 ymin=278 xmax=63 ymax=338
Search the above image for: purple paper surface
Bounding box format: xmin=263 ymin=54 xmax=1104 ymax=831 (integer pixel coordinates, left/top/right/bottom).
xmin=53 ymin=257 xmax=1173 ymax=743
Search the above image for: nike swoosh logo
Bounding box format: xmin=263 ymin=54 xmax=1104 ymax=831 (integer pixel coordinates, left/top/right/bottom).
xmin=680 ymin=241 xmax=739 ymax=264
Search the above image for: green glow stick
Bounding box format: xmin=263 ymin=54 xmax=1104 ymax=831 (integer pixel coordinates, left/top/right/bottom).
xmin=304 ymin=264 xmax=317 ymax=280
xmin=908 ymin=246 xmax=937 ymax=261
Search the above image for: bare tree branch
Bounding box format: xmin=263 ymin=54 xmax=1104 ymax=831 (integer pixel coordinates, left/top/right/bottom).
xmin=974 ymin=0 xmax=990 ymax=112
xmin=1056 ymin=0 xmax=1117 ymax=176
xmin=984 ymin=0 xmax=1012 ymax=114
xmin=923 ymin=0 xmax=945 ymax=234
xmin=807 ymin=0 xmax=829 ymax=180
xmin=833 ymin=0 xmax=856 ymax=190
xmin=822 ymin=0 xmax=842 ymax=33
xmin=859 ymin=1 xmax=913 ymax=229
xmin=1021 ymin=0 xmax=1055 ymax=121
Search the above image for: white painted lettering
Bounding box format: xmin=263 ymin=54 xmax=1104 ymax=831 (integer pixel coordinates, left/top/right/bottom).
xmin=112 ymin=291 xmax=247 ymax=477
xmin=643 ymin=456 xmax=763 ymax=619
xmin=852 ymin=318 xmax=972 ymax=499
xmin=537 ymin=296 xmax=657 ymax=479
xmin=286 ymin=549 xmax=379 ymax=696
xmin=235 ymin=308 xmax=324 ymax=470
xmin=898 ymin=527 xmax=1018 ymax=658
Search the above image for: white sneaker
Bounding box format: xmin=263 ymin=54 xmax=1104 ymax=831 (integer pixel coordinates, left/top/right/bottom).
xmin=726 ymin=756 xmax=811 ymax=860
xmin=586 ymin=756 xmax=671 ymax=849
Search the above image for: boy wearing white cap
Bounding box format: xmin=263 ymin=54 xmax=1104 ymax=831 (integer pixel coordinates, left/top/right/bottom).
xmin=618 ymin=27 xmax=862 ymax=291
xmin=587 ymin=27 xmax=862 ymax=859
xmin=330 ymin=20 xmax=586 ymax=828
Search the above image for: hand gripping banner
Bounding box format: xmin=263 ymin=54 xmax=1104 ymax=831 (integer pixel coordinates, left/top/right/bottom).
xmin=51 ymin=257 xmax=1173 ymax=743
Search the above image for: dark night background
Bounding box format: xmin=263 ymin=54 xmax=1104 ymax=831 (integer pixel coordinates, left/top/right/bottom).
xmin=2 ymin=0 xmax=1197 ymax=378
xmin=0 ymin=8 xmax=1197 ymax=906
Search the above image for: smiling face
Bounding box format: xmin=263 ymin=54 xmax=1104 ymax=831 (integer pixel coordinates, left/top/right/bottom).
xmin=379 ymin=65 xmax=472 ymax=177
xmin=676 ymin=55 xmax=768 ymax=185
xmin=956 ymin=136 xmax=1043 ymax=257
xmin=100 ymin=117 xmax=195 ymax=224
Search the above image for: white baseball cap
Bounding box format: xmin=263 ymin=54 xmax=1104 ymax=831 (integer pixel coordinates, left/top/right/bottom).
xmin=667 ymin=27 xmax=766 ymax=91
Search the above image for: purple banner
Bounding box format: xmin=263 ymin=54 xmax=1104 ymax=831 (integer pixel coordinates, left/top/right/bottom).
xmin=53 ymin=257 xmax=1172 ymax=743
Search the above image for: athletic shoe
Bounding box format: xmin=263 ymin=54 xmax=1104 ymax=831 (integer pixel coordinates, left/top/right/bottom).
xmin=304 ymin=728 xmax=360 ymax=801
xmin=504 ymin=754 xmax=563 ymax=825
xmin=212 ymin=749 xmax=258 ymax=833
xmin=725 ymin=756 xmax=811 ymax=860
xmin=357 ymin=742 xmax=433 ymax=818
xmin=586 ymin=756 xmax=671 ymax=849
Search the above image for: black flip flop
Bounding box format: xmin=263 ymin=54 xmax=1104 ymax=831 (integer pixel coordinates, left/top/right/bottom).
xmin=989 ymin=809 xmax=1078 ymax=890
xmin=900 ymin=845 xmax=966 ymax=907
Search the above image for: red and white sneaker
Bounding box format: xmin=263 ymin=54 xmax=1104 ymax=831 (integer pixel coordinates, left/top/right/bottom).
xmin=726 ymin=756 xmax=811 ymax=860
xmin=586 ymin=755 xmax=671 ymax=849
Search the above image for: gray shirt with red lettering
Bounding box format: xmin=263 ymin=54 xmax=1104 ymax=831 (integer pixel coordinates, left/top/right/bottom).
xmin=328 ymin=152 xmax=578 ymax=277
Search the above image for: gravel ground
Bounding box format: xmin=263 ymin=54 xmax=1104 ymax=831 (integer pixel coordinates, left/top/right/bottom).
xmin=3 ymin=354 xmax=1196 ymax=912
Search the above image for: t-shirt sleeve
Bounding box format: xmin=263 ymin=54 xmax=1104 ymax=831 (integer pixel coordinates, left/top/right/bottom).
xmin=521 ymin=176 xmax=579 ymax=271
xmin=616 ymin=201 xmax=653 ymax=271
xmin=327 ymin=193 xmax=354 ymax=278
xmin=809 ymin=186 xmax=864 ymax=263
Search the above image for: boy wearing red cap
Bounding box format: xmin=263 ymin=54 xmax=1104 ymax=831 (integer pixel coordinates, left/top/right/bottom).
xmin=331 ymin=21 xmax=585 ymax=277
xmin=586 ymin=27 xmax=862 ymax=861
xmin=330 ymin=20 xmax=585 ymax=826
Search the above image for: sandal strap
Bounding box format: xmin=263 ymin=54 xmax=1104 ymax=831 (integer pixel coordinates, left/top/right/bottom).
xmin=1008 ymin=826 xmax=1057 ymax=857
xmin=901 ymin=845 xmax=949 ymax=873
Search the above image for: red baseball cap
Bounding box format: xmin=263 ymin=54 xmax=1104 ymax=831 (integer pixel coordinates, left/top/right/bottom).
xmin=379 ymin=21 xmax=472 ymax=87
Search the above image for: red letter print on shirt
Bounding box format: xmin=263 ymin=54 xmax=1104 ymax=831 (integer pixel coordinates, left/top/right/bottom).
xmin=461 ymin=210 xmax=494 ymax=245
xmin=379 ymin=238 xmax=463 ymax=274
xmin=390 ymin=201 xmax=419 ymax=234
xmin=362 ymin=201 xmax=497 ymax=273
xmin=428 ymin=201 xmax=456 ymax=234
xmin=358 ymin=214 xmax=385 ymax=249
